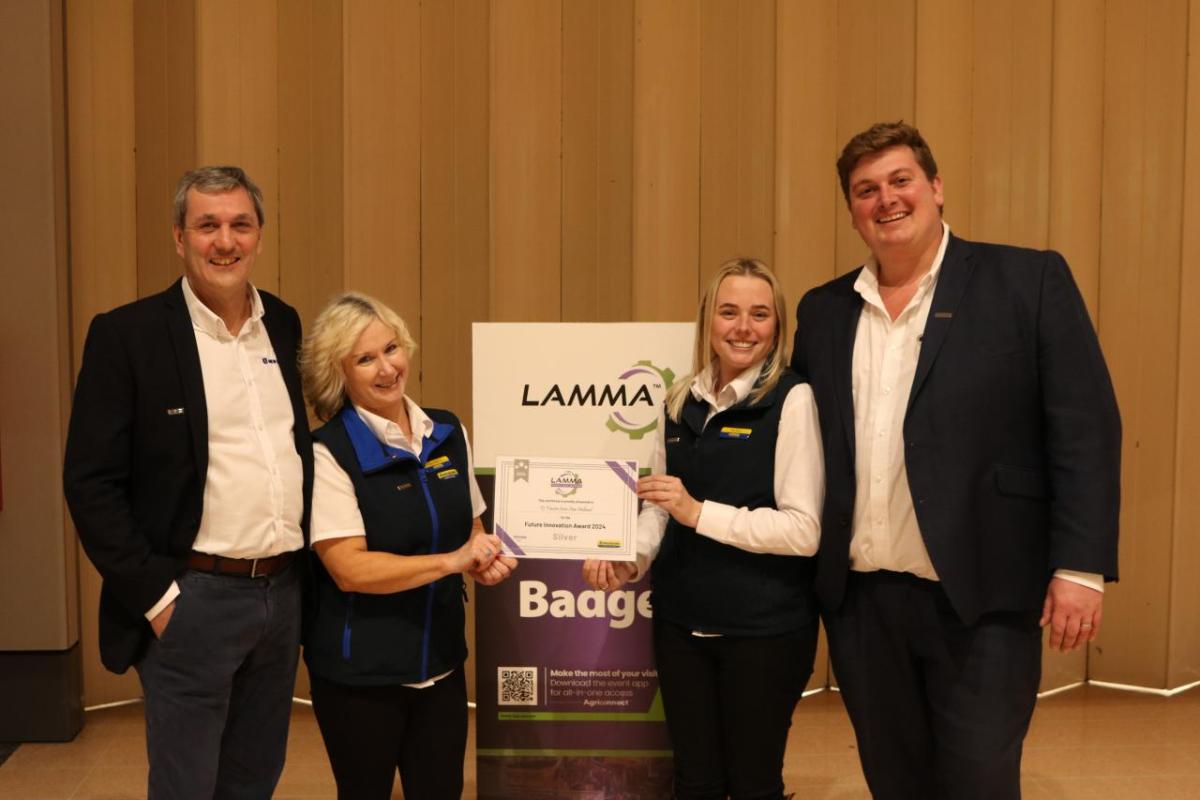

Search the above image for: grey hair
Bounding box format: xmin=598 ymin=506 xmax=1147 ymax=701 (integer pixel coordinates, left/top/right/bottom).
xmin=172 ymin=166 xmax=265 ymax=228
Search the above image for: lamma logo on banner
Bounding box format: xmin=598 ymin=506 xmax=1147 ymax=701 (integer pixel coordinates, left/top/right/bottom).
xmin=519 ymin=360 xmax=677 ymax=440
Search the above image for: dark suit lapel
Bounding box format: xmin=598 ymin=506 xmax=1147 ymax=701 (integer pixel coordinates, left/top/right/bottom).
xmin=907 ymin=235 xmax=976 ymax=412
xmin=832 ymin=274 xmax=863 ymax=457
xmin=162 ymin=279 xmax=209 ymax=479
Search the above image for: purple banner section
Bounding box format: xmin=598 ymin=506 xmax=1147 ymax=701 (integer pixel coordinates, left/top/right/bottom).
xmin=475 ymin=475 xmax=672 ymax=799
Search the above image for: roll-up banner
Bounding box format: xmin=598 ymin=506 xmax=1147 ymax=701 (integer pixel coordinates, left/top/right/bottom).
xmin=472 ymin=322 xmax=693 ymax=799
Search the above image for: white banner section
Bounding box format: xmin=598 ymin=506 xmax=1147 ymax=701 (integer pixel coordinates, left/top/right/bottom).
xmin=472 ymin=323 xmax=694 ymax=470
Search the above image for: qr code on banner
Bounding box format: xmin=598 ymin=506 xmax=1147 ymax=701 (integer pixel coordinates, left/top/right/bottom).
xmin=497 ymin=666 xmax=538 ymax=706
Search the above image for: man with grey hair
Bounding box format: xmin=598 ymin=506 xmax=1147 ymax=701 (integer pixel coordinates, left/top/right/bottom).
xmin=64 ymin=166 xmax=313 ymax=798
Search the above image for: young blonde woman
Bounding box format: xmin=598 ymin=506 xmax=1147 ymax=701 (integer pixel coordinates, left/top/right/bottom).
xmin=584 ymin=259 xmax=824 ymax=800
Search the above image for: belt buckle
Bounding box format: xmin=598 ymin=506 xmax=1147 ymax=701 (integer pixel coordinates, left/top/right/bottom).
xmin=250 ymin=557 xmax=261 ymax=578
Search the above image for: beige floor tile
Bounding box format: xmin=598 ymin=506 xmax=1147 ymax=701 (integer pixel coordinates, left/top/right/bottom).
xmin=273 ymin=761 xmax=338 ymax=797
xmin=3 ymin=685 xmax=1198 ymax=797
xmin=70 ymin=765 xmax=148 ymax=799
xmin=4 ymin=739 xmax=114 ymax=770
xmin=0 ymin=765 xmax=89 ymax=799
xmin=1024 ymin=743 xmax=1200 ymax=779
xmin=1037 ymin=775 xmax=1200 ymax=799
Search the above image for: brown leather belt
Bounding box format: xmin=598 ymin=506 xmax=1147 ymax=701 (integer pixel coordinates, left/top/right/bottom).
xmin=187 ymin=550 xmax=296 ymax=578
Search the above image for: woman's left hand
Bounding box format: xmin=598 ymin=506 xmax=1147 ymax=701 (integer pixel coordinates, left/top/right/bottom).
xmin=637 ymin=475 xmax=702 ymax=528
xmin=472 ymin=554 xmax=518 ymax=586
xmin=464 ymin=517 xmax=517 ymax=585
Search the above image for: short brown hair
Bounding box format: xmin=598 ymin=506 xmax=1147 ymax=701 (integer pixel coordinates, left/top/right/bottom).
xmin=836 ymin=121 xmax=938 ymax=204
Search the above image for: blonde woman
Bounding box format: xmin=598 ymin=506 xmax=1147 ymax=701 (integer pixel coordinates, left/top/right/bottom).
xmin=584 ymin=259 xmax=823 ymax=800
xmin=300 ymin=292 xmax=517 ymax=799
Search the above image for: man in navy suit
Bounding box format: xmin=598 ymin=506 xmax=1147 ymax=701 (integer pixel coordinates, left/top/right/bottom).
xmin=791 ymin=122 xmax=1121 ymax=799
xmin=64 ymin=167 xmax=313 ymax=799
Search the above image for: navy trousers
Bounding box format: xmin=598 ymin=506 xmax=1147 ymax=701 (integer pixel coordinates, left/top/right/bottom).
xmin=136 ymin=561 xmax=301 ymax=800
xmin=825 ymin=571 xmax=1042 ymax=800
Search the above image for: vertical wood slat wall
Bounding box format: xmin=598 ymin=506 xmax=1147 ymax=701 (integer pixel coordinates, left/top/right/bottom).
xmin=62 ymin=0 xmax=1200 ymax=705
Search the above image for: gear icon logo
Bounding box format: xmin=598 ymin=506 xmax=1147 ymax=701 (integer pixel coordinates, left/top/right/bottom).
xmin=605 ymin=360 xmax=676 ymax=440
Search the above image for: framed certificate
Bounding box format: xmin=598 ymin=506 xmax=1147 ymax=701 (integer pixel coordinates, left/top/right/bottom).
xmin=492 ymin=456 xmax=638 ymax=561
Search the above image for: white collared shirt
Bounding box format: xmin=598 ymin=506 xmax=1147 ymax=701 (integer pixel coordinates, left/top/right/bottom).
xmin=146 ymin=278 xmax=305 ymax=619
xmin=849 ymin=222 xmax=1100 ymax=592
xmin=632 ymin=361 xmax=824 ymax=580
xmin=848 ymin=223 xmax=950 ymax=580
xmin=310 ymin=398 xmax=486 ymax=543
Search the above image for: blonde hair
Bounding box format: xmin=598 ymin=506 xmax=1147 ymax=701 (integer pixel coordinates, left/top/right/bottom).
xmin=664 ymin=258 xmax=789 ymax=422
xmin=300 ymin=292 xmax=418 ymax=421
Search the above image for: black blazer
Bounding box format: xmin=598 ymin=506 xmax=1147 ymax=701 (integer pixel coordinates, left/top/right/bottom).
xmin=791 ymin=235 xmax=1121 ymax=625
xmin=63 ymin=279 xmax=314 ymax=673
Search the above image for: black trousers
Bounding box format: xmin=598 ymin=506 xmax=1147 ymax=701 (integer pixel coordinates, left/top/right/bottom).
xmin=824 ymin=571 xmax=1042 ymax=800
xmin=653 ymin=618 xmax=818 ymax=800
xmin=310 ymin=667 xmax=468 ymax=800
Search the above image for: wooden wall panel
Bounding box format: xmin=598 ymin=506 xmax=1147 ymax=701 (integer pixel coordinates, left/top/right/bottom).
xmin=51 ymin=0 xmax=1200 ymax=702
xmin=968 ymin=0 xmax=1052 ymax=247
xmin=562 ymin=0 xmax=634 ymax=322
xmin=914 ymin=0 xmax=972 ymax=238
xmin=1091 ymin=0 xmax=1188 ymax=688
xmin=490 ymin=0 xmax=562 ymax=322
xmin=67 ymin=0 xmax=139 ymax=347
xmin=1048 ymin=0 xmax=1105 ymax=318
xmin=342 ymin=0 xmax=423 ymax=396
xmin=195 ymin=0 xmax=280 ymax=293
xmin=774 ymin=0 xmax=837 ymax=313
xmin=420 ymin=0 xmax=491 ymax=703
xmin=834 ymin=0 xmax=916 ymax=274
xmin=1040 ymin=0 xmax=1106 ymax=692
xmin=278 ymin=0 xmax=344 ymax=329
xmin=421 ymin=0 xmax=491 ymax=419
xmin=66 ymin=0 xmax=142 ymax=708
xmin=774 ymin=3 xmax=836 ymax=689
xmin=1168 ymin=0 xmax=1200 ymax=689
xmin=966 ymin=0 xmax=1010 ymax=243
xmin=632 ymin=0 xmax=702 ymax=320
xmin=699 ymin=0 xmax=777 ymax=272
xmin=1005 ymin=0 xmax=1052 ymax=248
xmin=133 ymin=0 xmax=196 ymax=296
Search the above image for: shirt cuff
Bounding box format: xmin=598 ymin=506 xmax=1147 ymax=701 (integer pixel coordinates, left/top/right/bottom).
xmin=1053 ymin=569 xmax=1104 ymax=593
xmin=694 ymin=500 xmax=736 ymax=542
xmin=145 ymin=581 xmax=180 ymax=621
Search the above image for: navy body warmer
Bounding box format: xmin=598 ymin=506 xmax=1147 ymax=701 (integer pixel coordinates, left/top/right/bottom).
xmin=650 ymin=370 xmax=817 ymax=636
xmin=305 ymin=406 xmax=474 ymax=686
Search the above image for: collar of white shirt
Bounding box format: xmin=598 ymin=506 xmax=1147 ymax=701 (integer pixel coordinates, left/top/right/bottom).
xmin=352 ymin=398 xmax=435 ymax=455
xmin=853 ymin=221 xmax=952 ymax=312
xmin=180 ymin=276 xmax=265 ymax=340
xmin=690 ymin=360 xmax=766 ymax=412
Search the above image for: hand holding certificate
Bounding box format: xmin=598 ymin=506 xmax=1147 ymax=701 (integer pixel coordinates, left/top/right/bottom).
xmin=493 ymin=456 xmax=638 ymax=561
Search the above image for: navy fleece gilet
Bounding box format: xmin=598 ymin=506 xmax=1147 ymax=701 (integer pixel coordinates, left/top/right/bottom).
xmin=650 ymin=370 xmax=817 ymax=636
xmin=304 ymin=406 xmax=473 ymax=685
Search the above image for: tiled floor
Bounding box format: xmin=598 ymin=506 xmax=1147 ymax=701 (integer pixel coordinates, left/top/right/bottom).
xmin=1 ymin=685 xmax=1197 ymax=798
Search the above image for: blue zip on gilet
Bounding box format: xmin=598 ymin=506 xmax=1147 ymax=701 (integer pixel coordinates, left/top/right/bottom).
xmin=304 ymin=405 xmax=473 ymax=686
